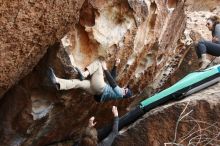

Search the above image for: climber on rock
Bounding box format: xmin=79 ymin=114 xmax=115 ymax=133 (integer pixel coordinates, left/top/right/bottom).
xmin=78 ymin=106 xmax=119 ymax=146
xmin=47 ymin=58 xmax=132 ymax=102
xmin=193 ymin=16 xmax=220 ymax=69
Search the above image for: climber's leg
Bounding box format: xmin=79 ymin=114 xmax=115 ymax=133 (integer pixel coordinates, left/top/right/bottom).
xmin=86 ymin=60 xmax=106 ymax=95
xmin=56 ymin=77 xmax=93 ymax=93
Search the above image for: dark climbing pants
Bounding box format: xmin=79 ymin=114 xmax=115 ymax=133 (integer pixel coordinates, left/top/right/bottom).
xmin=196 ymin=40 xmax=220 ymax=58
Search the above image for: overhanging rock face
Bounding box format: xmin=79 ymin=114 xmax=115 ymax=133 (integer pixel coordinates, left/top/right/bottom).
xmin=0 ymin=0 xmax=220 ymax=146
xmin=0 ymin=0 xmax=85 ymax=97
xmin=62 ymin=0 xmax=187 ymax=94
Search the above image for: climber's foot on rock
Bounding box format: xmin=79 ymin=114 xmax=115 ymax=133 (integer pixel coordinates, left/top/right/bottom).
xmin=47 ymin=67 xmax=60 ymax=90
xmin=75 ymin=67 xmax=85 ymax=81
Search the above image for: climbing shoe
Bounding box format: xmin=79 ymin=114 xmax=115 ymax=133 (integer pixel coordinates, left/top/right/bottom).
xmin=75 ymin=67 xmax=85 ymax=81
xmin=47 ymin=67 xmax=59 ymax=90
xmin=200 ymin=54 xmax=211 ymax=70
xmin=200 ymin=60 xmax=211 ymax=70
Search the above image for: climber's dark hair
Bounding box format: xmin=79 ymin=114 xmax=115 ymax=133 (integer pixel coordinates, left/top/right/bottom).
xmin=207 ymin=15 xmax=220 ymax=27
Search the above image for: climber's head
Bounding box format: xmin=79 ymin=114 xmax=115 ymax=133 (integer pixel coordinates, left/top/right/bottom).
xmin=207 ymin=16 xmax=220 ymax=31
xmin=206 ymin=19 xmax=214 ymax=31
xmin=123 ymin=86 xmax=133 ymax=98
xmin=79 ymin=126 xmax=98 ymax=146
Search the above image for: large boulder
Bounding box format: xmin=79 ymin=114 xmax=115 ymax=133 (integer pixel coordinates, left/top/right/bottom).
xmin=0 ymin=0 xmax=85 ymax=97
